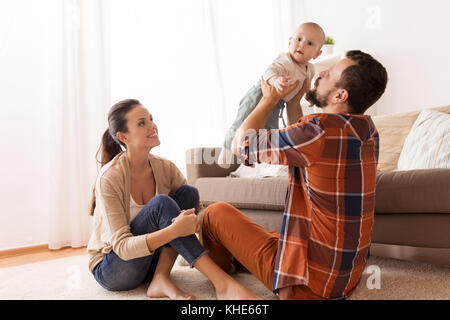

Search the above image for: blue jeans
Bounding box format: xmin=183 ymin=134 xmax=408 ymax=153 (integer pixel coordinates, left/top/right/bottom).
xmin=93 ymin=184 xmax=207 ymax=291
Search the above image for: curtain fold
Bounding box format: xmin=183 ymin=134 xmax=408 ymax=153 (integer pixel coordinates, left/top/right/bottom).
xmin=47 ymin=0 xmax=110 ymax=249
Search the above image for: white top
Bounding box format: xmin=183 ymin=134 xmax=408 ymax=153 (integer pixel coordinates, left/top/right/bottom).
xmin=130 ymin=194 xmax=145 ymax=222
xmin=263 ymin=52 xmax=315 ymax=102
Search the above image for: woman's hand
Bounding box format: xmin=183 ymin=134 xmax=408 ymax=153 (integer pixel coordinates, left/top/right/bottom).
xmin=171 ymin=208 xmax=199 ymax=237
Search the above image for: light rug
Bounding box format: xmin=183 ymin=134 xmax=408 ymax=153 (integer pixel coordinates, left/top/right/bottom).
xmin=1 ymin=254 xmax=449 ymax=300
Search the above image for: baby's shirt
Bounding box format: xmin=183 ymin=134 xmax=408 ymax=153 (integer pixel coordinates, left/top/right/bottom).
xmin=263 ymin=52 xmax=315 ymax=102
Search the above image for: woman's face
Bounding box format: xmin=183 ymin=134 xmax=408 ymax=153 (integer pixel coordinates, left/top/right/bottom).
xmin=119 ymin=105 xmax=160 ymax=150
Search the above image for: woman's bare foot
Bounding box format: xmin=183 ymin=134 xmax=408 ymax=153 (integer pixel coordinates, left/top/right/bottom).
xmin=147 ymin=274 xmax=195 ymax=300
xmin=215 ymin=277 xmax=262 ymax=300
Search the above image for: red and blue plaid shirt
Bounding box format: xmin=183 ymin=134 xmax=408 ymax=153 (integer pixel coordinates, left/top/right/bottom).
xmin=239 ymin=112 xmax=379 ymax=299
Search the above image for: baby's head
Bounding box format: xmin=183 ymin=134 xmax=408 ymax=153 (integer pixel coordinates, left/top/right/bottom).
xmin=289 ymin=22 xmax=325 ymax=65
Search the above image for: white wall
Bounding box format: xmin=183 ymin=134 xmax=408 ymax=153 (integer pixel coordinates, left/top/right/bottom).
xmin=304 ymin=0 xmax=450 ymax=115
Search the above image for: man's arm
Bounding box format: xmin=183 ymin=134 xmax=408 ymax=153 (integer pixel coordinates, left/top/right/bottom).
xmin=231 ymin=77 xmax=301 ymax=156
xmin=285 ymin=79 xmax=310 ymax=125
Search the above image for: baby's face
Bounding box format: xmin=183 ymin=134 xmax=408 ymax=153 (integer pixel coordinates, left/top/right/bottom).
xmin=289 ymin=25 xmax=324 ymax=65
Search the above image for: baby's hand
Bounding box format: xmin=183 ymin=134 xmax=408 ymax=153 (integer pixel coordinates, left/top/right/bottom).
xmin=261 ymin=76 xmax=299 ymax=102
xmin=274 ymin=76 xmax=292 ymax=95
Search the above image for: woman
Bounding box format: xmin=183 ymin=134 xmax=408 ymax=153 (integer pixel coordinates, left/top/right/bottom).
xmin=87 ymin=99 xmax=260 ymax=300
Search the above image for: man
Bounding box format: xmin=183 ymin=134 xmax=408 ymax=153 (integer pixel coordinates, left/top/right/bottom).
xmin=201 ymin=50 xmax=388 ymax=300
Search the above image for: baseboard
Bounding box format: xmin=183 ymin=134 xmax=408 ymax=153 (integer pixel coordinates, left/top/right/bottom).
xmin=0 ymin=243 xmax=87 ymax=259
xmin=0 ymin=243 xmax=49 ymax=259
xmin=0 ymin=244 xmax=88 ymax=268
xmin=370 ymin=243 xmax=450 ymax=267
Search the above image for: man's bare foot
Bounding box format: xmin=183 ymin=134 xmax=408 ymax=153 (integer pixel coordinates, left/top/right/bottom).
xmin=215 ymin=278 xmax=262 ymax=300
xmin=147 ymin=274 xmax=195 ymax=300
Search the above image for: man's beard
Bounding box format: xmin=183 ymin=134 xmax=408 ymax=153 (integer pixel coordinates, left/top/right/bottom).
xmin=305 ymin=86 xmax=334 ymax=108
xmin=305 ymin=89 xmax=326 ymax=108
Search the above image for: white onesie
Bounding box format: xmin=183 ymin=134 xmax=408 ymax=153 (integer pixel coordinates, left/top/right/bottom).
xmin=263 ymin=52 xmax=315 ymax=102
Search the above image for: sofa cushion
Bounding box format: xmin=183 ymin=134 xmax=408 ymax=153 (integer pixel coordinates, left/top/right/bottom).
xmin=371 ymin=110 xmax=422 ymax=172
xmin=375 ymin=169 xmax=450 ymax=213
xmin=397 ymin=109 xmax=450 ymax=170
xmin=371 ymin=105 xmax=450 ymax=173
xmin=195 ymin=177 xmax=287 ymax=210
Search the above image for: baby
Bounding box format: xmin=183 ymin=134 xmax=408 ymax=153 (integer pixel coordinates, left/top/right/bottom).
xmin=219 ymin=22 xmax=325 ymax=165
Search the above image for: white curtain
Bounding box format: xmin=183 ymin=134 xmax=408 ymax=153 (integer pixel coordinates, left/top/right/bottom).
xmin=0 ymin=0 xmax=109 ymax=250
xmin=0 ymin=0 xmax=304 ymax=250
xmin=46 ymin=0 xmax=110 ymax=249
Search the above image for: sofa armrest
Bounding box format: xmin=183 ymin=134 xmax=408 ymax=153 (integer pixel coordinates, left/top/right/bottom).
xmin=185 ymin=147 xmax=241 ymax=185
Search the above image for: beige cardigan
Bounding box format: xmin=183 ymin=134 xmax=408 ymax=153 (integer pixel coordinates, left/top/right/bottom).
xmin=87 ymin=151 xmax=186 ymax=273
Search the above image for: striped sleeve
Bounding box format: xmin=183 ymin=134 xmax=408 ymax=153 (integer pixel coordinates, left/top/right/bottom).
xmin=238 ymin=116 xmax=325 ymax=167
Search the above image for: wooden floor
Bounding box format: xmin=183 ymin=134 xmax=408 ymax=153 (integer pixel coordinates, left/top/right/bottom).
xmin=0 ymin=245 xmax=87 ymax=269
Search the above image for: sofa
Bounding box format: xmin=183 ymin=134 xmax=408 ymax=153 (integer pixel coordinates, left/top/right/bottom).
xmin=186 ymin=105 xmax=450 ymax=266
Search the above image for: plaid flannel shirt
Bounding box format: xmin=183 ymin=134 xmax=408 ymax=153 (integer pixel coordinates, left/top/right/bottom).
xmin=238 ymin=113 xmax=379 ymax=299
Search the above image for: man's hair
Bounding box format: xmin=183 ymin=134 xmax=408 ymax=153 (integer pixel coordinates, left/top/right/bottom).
xmin=336 ymin=50 xmax=388 ymax=114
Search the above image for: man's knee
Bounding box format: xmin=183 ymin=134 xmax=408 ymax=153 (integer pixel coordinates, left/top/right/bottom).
xmin=205 ymin=201 xmax=234 ymax=214
xmin=203 ymin=202 xmax=239 ymax=226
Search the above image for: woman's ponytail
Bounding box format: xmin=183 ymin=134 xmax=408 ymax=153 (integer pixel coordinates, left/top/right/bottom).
xmin=96 ymin=128 xmax=123 ymax=168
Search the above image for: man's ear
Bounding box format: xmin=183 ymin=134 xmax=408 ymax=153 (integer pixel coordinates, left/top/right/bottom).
xmin=116 ymin=132 xmax=126 ymax=144
xmin=334 ymin=88 xmax=349 ymax=104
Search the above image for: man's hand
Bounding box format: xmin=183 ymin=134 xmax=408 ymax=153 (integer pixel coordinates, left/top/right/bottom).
xmin=261 ymin=76 xmax=299 ymax=104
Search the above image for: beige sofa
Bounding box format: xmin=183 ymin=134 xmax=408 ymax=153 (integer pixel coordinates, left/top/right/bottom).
xmin=186 ymin=105 xmax=450 ymax=266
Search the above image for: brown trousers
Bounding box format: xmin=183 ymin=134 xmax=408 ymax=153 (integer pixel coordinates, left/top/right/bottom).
xmin=200 ymin=202 xmax=325 ymax=300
